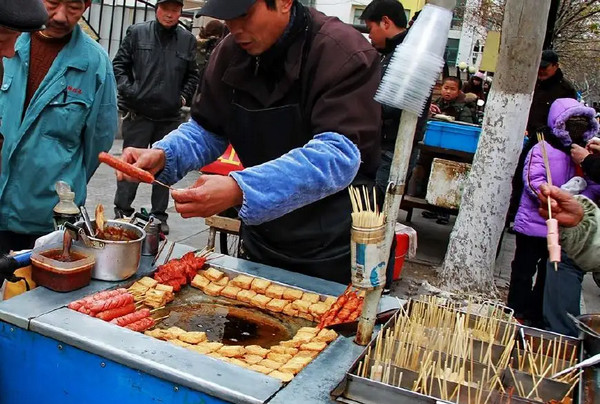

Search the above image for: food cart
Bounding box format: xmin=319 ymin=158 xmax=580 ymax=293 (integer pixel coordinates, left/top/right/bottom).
xmin=0 ymin=243 xmax=400 ymax=404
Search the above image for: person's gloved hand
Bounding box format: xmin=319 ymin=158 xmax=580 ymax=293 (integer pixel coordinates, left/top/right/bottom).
xmin=560 ymin=176 xmax=587 ymax=195
xmin=538 ymin=184 xmax=584 ymax=228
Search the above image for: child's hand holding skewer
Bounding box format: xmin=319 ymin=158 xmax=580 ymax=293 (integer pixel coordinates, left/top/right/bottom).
xmin=538 ymin=184 xmax=585 ymax=228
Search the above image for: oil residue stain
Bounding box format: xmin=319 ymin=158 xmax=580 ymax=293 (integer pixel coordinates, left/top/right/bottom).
xmin=161 ymin=303 xmax=292 ymax=347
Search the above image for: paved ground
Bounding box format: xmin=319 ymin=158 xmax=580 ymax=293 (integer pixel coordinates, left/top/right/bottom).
xmin=87 ymin=139 xmax=600 ymax=313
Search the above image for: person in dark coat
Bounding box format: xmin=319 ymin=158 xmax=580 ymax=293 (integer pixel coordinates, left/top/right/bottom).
xmin=113 ymin=0 xmax=381 ymax=284
xmin=112 ymin=0 xmax=200 ymax=234
xmin=508 ymin=50 xmax=577 ymax=224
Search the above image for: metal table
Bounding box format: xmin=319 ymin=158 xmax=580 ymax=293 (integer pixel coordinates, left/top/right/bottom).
xmin=0 ymin=243 xmax=400 ymax=404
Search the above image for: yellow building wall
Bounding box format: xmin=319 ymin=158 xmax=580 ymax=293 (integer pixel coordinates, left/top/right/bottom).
xmin=401 ymin=0 xmax=426 ymax=20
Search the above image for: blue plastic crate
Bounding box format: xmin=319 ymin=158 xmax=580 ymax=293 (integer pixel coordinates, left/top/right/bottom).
xmin=423 ymin=121 xmax=482 ymax=153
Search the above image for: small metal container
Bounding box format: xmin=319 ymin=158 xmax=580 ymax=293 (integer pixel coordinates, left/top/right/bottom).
xmin=74 ymin=220 xmax=145 ymax=281
xmin=141 ymin=218 xmax=160 ymax=256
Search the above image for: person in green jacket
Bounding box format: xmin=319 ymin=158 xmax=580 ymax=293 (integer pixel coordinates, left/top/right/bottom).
xmin=539 ymin=184 xmax=599 ymax=336
xmin=0 ymin=0 xmax=118 ymax=253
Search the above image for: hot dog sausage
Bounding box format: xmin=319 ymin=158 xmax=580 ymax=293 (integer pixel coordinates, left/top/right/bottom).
xmin=125 ymin=317 xmax=156 ymax=332
xmin=98 ymin=152 xmax=154 ymax=184
xmin=96 ymin=303 xmax=136 ymax=321
xmin=110 ymin=308 xmax=151 ymax=327
xmin=90 ymin=293 xmax=135 ymax=313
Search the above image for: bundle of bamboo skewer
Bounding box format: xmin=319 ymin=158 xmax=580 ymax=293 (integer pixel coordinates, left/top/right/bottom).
xmin=348 ymin=185 xmax=384 ymax=228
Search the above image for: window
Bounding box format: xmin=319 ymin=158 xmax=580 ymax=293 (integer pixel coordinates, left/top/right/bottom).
xmin=445 ymin=38 xmax=460 ymax=66
xmin=352 ymin=5 xmax=366 ymax=26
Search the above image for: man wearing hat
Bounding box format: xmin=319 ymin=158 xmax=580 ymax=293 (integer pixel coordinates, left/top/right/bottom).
xmin=0 ymin=0 xmax=47 ymax=59
xmin=509 ymin=50 xmax=577 ymax=225
xmin=0 ymin=0 xmax=117 ymax=253
xmin=117 ymin=0 xmax=381 ymax=284
xmin=112 ymin=0 xmax=199 ymax=235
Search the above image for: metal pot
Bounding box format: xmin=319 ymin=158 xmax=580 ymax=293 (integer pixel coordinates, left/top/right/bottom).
xmin=73 ymin=220 xmax=146 ymax=281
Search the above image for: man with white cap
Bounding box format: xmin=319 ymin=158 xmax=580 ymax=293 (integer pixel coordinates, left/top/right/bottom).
xmin=117 ymin=0 xmax=381 ymax=284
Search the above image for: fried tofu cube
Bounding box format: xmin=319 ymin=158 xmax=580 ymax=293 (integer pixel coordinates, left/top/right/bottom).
xmin=169 ymin=339 xmax=191 ymax=348
xmin=282 ymin=288 xmax=304 ymax=301
xmin=269 ymin=345 xmax=287 ymax=354
xmin=217 ymin=345 xmax=246 ymax=358
xmin=251 ymin=294 xmax=272 ymax=309
xmin=267 ymin=352 xmax=293 ymax=364
xmin=297 ymin=327 xmax=319 ymax=336
xmin=128 ymin=282 xmax=149 ymax=295
xmin=282 ymin=303 xmax=299 ymax=317
xmin=204 ymin=267 xmax=225 ymax=282
xmin=144 ymin=328 xmax=168 ymax=340
xmin=228 ymin=358 xmax=249 ymax=368
xmin=265 ymin=298 xmax=287 ymax=313
xmin=283 ymin=347 xmax=299 ymax=356
xmin=204 ymin=282 xmax=226 ymax=296
xmin=289 ymin=355 xmax=313 ymax=367
xmin=189 ymin=344 xmax=215 ymax=355
xmin=293 ymin=333 xmax=314 ymax=344
xmin=309 ymin=302 xmax=329 ymax=318
xmin=314 ymin=328 xmax=338 ymax=343
xmin=259 ymin=359 xmax=282 ymax=370
xmin=144 ymin=289 xmax=168 ymax=308
xmin=295 ymin=350 xmax=319 ymax=359
xmin=265 ymin=284 xmax=286 ymax=299
xmin=196 ymin=342 xmax=223 ymax=353
xmin=207 ymin=352 xmax=222 ymax=359
xmin=250 ymin=364 xmax=272 ymax=375
xmin=237 ymin=289 xmax=257 ymax=303
xmin=231 ymin=275 xmax=254 ymax=290
xmin=191 ymin=274 xmax=210 ymax=290
xmin=300 ymin=341 xmax=327 ymax=352
xmin=166 ymin=326 xmax=186 ymax=337
xmin=214 ymin=276 xmax=229 ymax=287
xmin=245 ymin=345 xmax=270 ymax=357
xmin=301 ymin=293 xmax=320 ymax=304
xmin=291 ymin=300 xmax=311 ymax=313
xmin=297 ymin=312 xmax=314 ymax=322
xmin=164 ymin=291 xmax=175 ymax=303
xmin=221 ymin=285 xmax=241 ymax=300
xmin=138 ymin=276 xmax=158 ymax=288
xmin=324 ymin=296 xmax=336 ymax=307
xmin=178 ymin=331 xmax=207 ymax=344
xmin=279 ymin=361 xmax=305 ymax=375
xmin=155 ymin=283 xmax=174 ymax=293
xmin=279 ymin=339 xmax=303 ymax=348
xmin=243 ymin=354 xmax=264 ymax=365
xmin=269 ymin=370 xmax=294 ymax=383
xmin=250 ymin=278 xmax=271 ymax=294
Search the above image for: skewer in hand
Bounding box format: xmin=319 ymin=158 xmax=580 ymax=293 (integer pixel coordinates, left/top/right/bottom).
xmin=98 ymin=152 xmax=173 ymax=190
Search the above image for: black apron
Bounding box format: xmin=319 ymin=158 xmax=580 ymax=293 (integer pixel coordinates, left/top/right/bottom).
xmin=226 ymin=16 xmax=366 ymax=284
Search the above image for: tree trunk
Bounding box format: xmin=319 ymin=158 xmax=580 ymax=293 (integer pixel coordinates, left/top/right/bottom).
xmin=440 ymin=0 xmax=551 ymax=292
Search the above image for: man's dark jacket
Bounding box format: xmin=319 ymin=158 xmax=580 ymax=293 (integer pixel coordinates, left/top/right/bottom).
xmin=380 ymin=32 xmax=406 ymax=151
xmin=527 ymin=68 xmax=577 ymax=135
xmin=113 ymin=20 xmax=199 ymax=120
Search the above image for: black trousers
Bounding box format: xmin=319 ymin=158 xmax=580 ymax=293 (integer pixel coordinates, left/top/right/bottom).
xmin=114 ymin=114 xmax=180 ymax=222
xmin=507 ymin=232 xmax=548 ymax=325
xmin=0 ymin=231 xmax=43 ymax=254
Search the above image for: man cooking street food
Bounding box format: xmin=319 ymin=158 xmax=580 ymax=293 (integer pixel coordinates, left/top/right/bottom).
xmin=118 ymin=0 xmax=381 ymax=284
xmin=0 ymin=0 xmax=48 ymax=58
xmin=0 ymin=0 xmax=117 ymax=253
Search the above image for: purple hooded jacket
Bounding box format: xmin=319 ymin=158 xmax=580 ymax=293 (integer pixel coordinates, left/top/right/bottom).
xmin=514 ymin=98 xmax=600 ymax=237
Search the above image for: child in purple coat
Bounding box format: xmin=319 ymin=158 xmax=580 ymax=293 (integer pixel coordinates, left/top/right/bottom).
xmin=508 ymin=98 xmax=600 ymax=326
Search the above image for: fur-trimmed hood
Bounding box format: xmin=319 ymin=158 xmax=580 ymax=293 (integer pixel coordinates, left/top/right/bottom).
xmin=548 ymin=98 xmax=599 ymax=146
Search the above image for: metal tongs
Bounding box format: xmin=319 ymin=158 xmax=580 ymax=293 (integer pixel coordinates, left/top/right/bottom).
xmin=64 ymin=222 xmax=105 ymax=249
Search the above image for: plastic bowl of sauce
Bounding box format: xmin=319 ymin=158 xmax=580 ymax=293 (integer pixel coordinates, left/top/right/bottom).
xmin=31 ymin=245 xmax=95 ymax=292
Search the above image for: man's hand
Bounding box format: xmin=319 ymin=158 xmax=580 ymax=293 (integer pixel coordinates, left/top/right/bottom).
xmin=587 ymin=137 xmax=600 ymax=154
xmin=171 ymin=175 xmax=244 ymax=218
xmin=117 ymin=147 xmax=166 ymax=182
xmin=429 ymin=104 xmax=441 ymax=115
xmin=571 ymin=144 xmax=590 ymax=165
xmin=538 ymin=184 xmax=585 ymax=228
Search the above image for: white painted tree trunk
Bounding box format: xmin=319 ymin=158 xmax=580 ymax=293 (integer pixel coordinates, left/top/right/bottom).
xmin=440 ymin=0 xmax=552 ymax=291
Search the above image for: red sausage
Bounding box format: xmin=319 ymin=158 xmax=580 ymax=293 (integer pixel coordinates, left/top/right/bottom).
xmin=111 ymin=308 xmax=151 ymax=327
xmin=96 ymin=303 xmax=136 ymax=321
xmin=90 ymin=293 xmax=135 ymax=313
xmin=125 ymin=317 xmax=156 ymax=332
xmin=98 ymin=152 xmax=154 ymax=184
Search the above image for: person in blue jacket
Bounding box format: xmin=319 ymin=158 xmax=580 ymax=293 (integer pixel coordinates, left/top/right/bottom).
xmin=117 ymin=0 xmax=381 ymax=284
xmin=0 ymin=0 xmax=118 ymax=253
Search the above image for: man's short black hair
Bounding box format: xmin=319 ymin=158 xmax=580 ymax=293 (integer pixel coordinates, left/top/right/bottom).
xmin=443 ymin=76 xmax=462 ymax=88
xmin=360 ymin=0 xmax=408 ymax=29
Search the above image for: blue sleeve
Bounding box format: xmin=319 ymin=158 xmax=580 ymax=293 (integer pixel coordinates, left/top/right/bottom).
xmin=230 ymin=132 xmax=360 ymax=225
xmin=153 ymin=119 xmax=228 ymax=184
